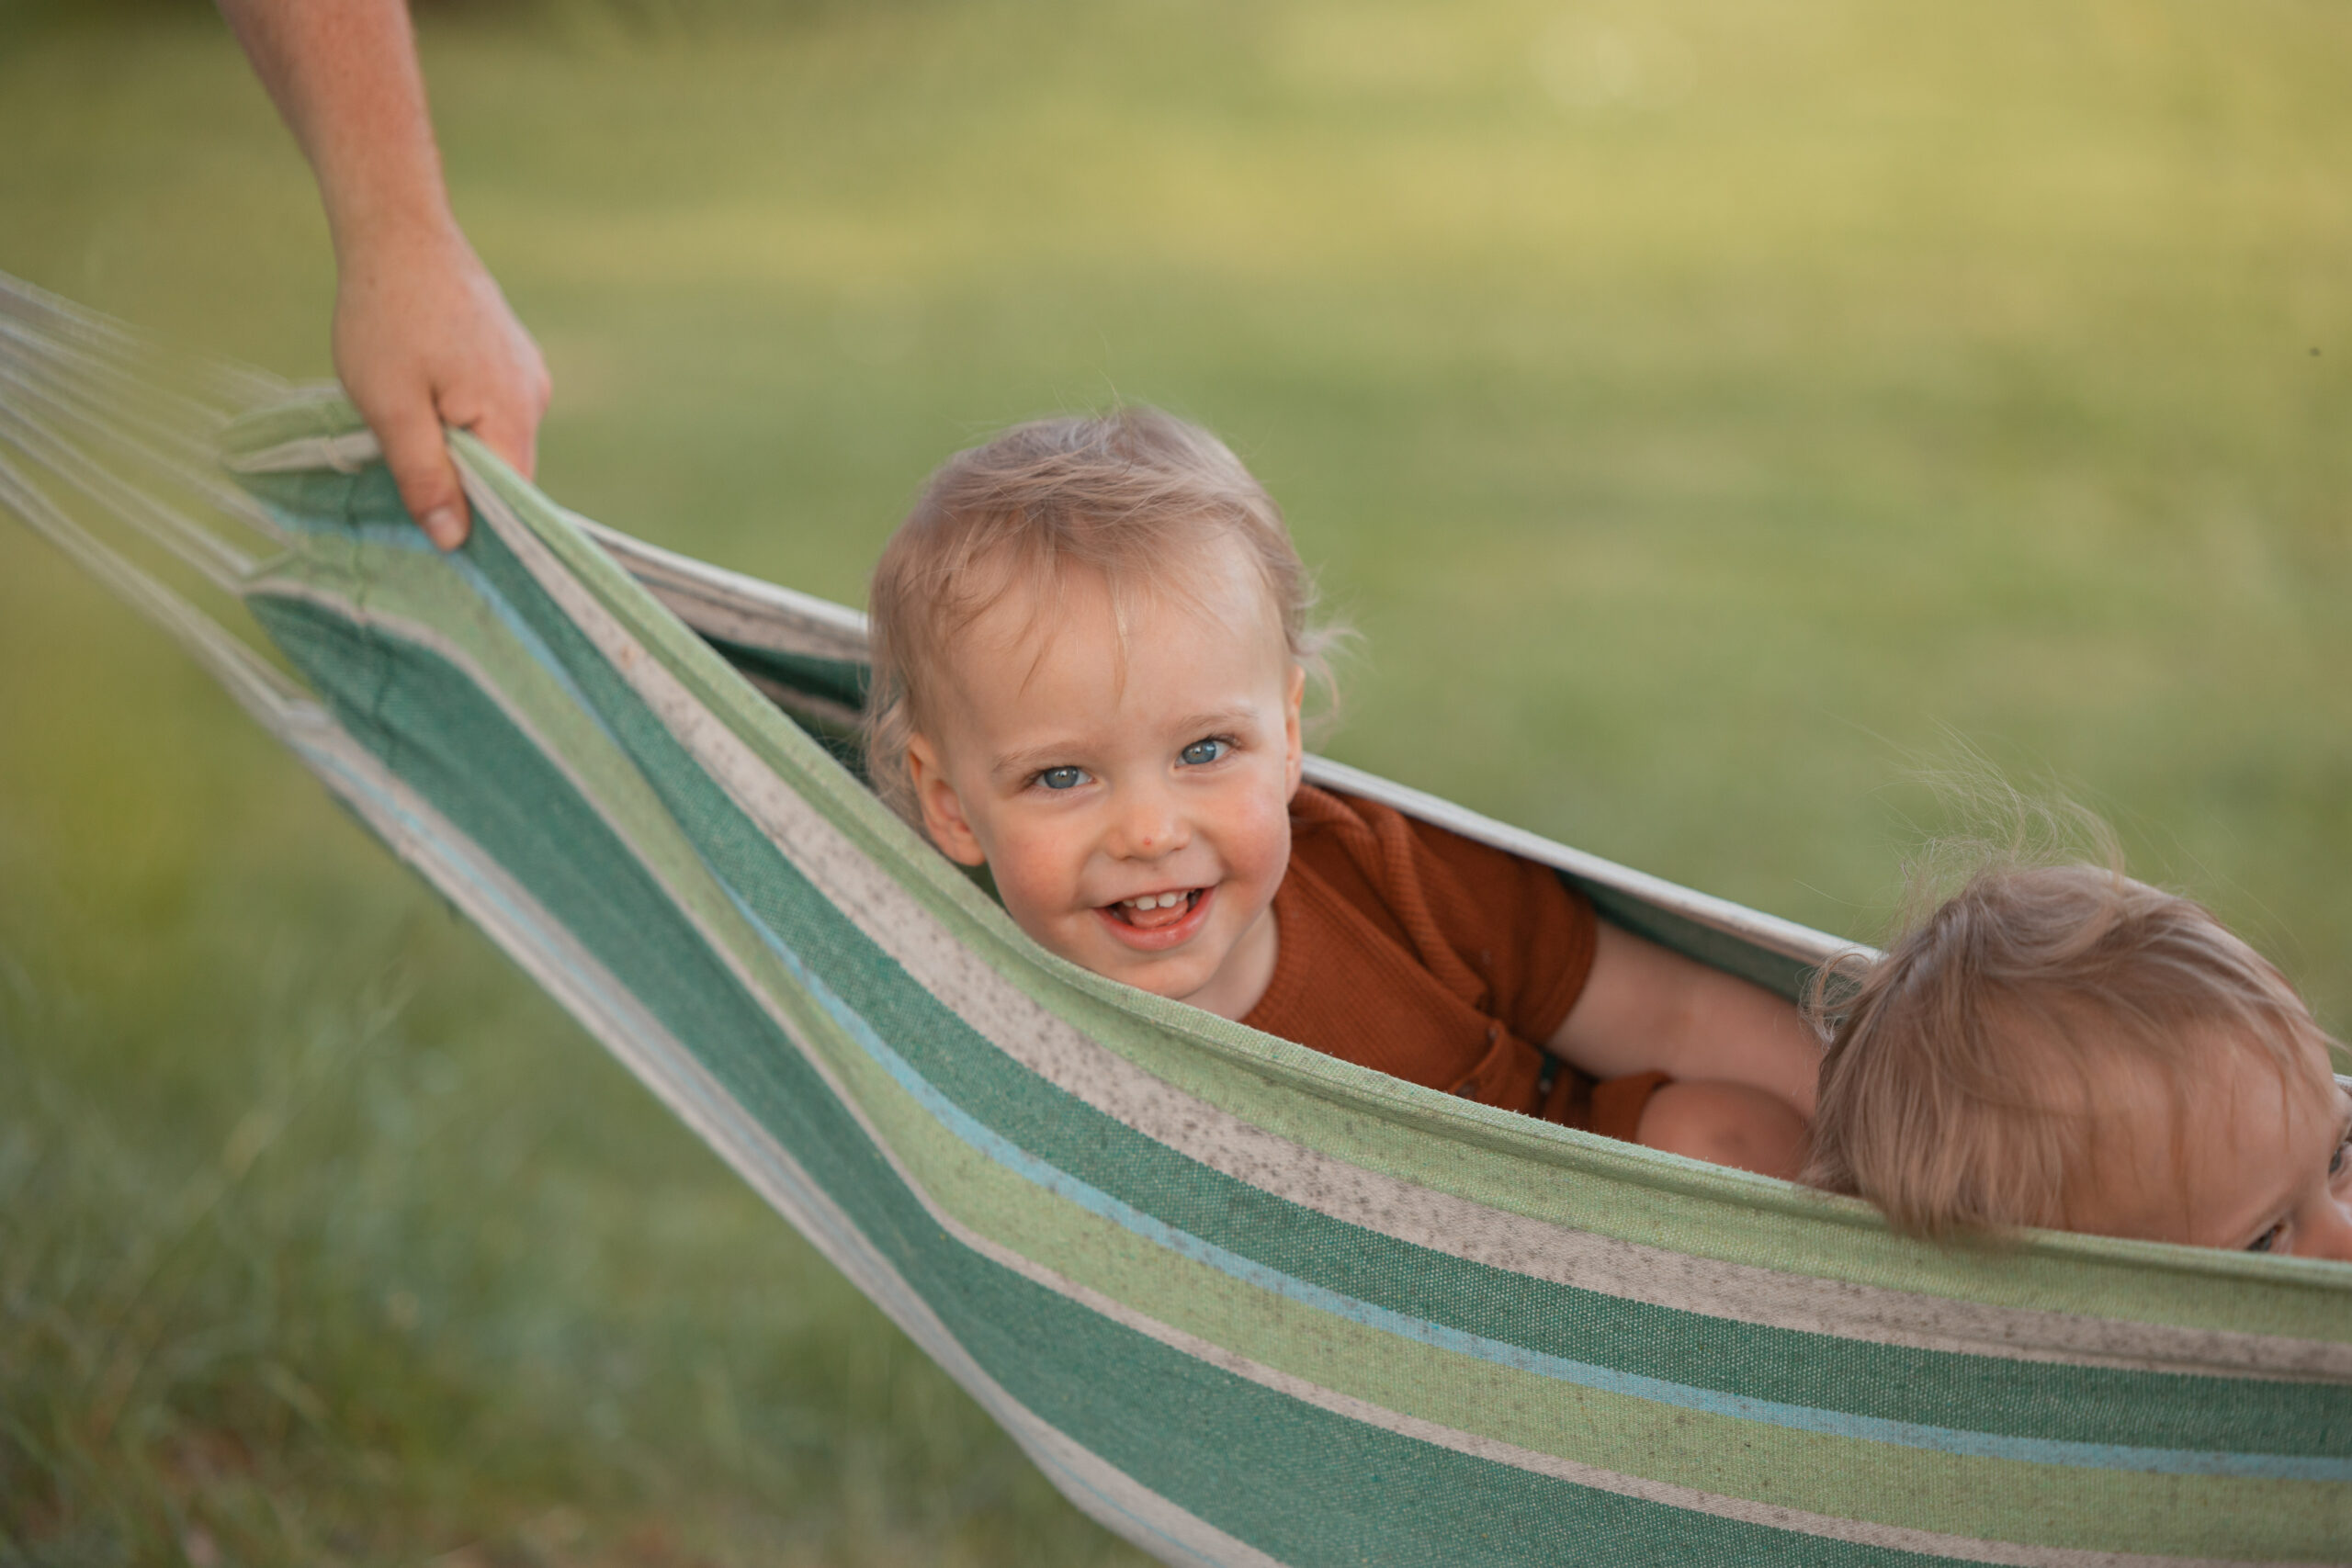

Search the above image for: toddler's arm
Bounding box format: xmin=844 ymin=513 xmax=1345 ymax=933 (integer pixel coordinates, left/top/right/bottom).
xmin=1549 ymin=921 xmax=1820 ymax=1119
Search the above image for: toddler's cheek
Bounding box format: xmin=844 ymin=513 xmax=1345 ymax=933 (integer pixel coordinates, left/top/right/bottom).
xmin=1232 ymin=793 xmax=1294 ymax=885
xmin=988 ymin=859 xmax=1089 ymax=953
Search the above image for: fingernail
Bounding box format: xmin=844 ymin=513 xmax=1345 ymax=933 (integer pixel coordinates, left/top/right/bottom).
xmin=424 ymin=506 xmax=460 ymax=548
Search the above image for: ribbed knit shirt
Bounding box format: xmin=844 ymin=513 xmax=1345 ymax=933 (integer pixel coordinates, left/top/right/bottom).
xmin=1243 ymin=784 xmax=1656 ymax=1133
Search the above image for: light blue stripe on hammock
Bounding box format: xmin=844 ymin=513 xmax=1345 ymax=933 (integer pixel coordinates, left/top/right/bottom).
xmin=714 ymin=881 xmax=2352 ymax=1486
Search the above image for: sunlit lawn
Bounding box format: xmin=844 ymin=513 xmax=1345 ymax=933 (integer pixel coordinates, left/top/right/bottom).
xmin=3 ymin=0 xmax=2347 ymax=1560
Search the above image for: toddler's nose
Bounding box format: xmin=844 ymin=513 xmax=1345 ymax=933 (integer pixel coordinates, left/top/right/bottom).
xmin=1113 ymin=783 xmax=1190 ymax=859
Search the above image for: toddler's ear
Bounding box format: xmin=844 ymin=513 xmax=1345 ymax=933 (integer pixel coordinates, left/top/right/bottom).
xmin=1283 ymin=663 xmax=1306 ymax=799
xmin=908 ymin=734 xmax=989 ymax=866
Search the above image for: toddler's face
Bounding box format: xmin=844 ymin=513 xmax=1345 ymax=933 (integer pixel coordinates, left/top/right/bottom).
xmin=905 ymin=555 xmax=1304 ymax=1021
xmin=2063 ymin=1031 xmax=2352 ymax=1261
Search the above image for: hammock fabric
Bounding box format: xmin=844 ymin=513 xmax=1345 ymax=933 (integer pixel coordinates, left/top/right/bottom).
xmin=4 ymin=281 xmax=2347 ymax=1567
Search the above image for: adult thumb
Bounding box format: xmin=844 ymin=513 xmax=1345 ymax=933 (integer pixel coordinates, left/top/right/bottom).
xmin=377 ymin=405 xmax=470 ymax=551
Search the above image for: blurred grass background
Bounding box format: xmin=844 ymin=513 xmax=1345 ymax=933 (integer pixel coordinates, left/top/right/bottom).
xmin=2 ymin=0 xmax=2346 ymax=1561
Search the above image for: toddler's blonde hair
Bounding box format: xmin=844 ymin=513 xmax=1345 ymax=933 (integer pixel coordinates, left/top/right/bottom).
xmin=1805 ymin=862 xmax=2336 ymax=1237
xmin=865 ymin=406 xmax=1337 ymax=827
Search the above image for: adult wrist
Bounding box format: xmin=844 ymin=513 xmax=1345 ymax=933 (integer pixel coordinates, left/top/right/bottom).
xmin=322 ymin=180 xmax=465 ymax=274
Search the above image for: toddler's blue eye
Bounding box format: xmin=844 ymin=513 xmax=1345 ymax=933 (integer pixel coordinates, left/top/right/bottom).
xmin=1038 ymin=766 xmax=1088 ymax=791
xmin=2246 ymin=1224 xmax=2282 ymax=1254
xmin=1180 ymin=739 xmax=1228 ymax=766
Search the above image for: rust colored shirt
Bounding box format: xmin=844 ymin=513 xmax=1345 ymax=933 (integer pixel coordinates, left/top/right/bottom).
xmin=1242 ymin=784 xmax=1663 ymax=1140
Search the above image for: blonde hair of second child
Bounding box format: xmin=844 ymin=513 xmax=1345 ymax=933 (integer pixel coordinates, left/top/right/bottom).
xmin=1807 ymin=862 xmax=2352 ymax=1259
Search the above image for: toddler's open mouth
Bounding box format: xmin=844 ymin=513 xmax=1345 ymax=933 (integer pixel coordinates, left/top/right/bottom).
xmin=1093 ymin=886 xmax=1215 ymax=953
xmin=1104 ymin=887 xmax=1204 ymax=931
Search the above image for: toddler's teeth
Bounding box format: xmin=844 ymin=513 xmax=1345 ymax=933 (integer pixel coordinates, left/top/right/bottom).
xmin=1115 ymin=890 xmax=1196 ymax=915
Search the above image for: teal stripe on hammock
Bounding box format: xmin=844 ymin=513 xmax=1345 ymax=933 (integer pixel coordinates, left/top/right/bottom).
xmin=236 ymin=502 xmax=613 ymax=718
xmin=700 ymin=632 xmax=869 ymax=712
xmin=252 ymin=481 xmax=2352 ymax=1466
xmin=248 ymin=587 xmax=2005 ymax=1568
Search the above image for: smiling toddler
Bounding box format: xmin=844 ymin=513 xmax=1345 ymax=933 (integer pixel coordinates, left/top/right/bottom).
xmin=865 ymin=408 xmax=1824 ymax=1175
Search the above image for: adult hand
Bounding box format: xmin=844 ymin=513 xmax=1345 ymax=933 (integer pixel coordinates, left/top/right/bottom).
xmin=334 ymin=222 xmax=549 ymax=549
xmin=220 ymin=0 xmax=549 ymax=551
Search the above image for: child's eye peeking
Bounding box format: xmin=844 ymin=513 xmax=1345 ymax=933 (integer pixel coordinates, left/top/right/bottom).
xmin=1179 ymin=738 xmax=1229 ymax=767
xmin=1036 ymin=766 xmax=1090 ymax=791
xmin=2245 ymin=1224 xmax=2284 ymax=1255
xmin=2330 ymin=1133 xmax=2349 ymax=1184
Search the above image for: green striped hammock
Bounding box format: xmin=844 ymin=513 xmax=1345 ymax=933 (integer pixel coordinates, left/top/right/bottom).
xmin=4 ymin=279 xmax=2346 ymax=1567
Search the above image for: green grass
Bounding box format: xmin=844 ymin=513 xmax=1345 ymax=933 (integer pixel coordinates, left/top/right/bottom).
xmin=3 ymin=0 xmax=2349 ymax=1560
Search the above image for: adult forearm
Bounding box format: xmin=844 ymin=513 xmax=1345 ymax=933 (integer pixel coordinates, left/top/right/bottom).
xmin=217 ymin=0 xmax=457 ymax=258
xmin=217 ymin=0 xmax=548 ymax=547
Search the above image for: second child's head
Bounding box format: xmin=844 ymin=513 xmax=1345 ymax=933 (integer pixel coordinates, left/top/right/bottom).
xmin=866 ymin=408 xmax=1327 ymax=1017
xmin=1808 ymin=864 xmax=2352 ymax=1260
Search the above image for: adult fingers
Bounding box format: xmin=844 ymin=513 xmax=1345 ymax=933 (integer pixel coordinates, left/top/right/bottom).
xmin=473 ymin=333 xmax=551 ymax=480
xmin=467 ymin=400 xmax=541 ymax=484
xmin=435 ymin=333 xmax=548 ymax=484
xmin=372 ymin=397 xmax=470 ymax=551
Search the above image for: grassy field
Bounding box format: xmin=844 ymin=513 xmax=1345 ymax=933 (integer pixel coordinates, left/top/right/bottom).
xmin=3 ymin=1 xmax=2348 ymax=1561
